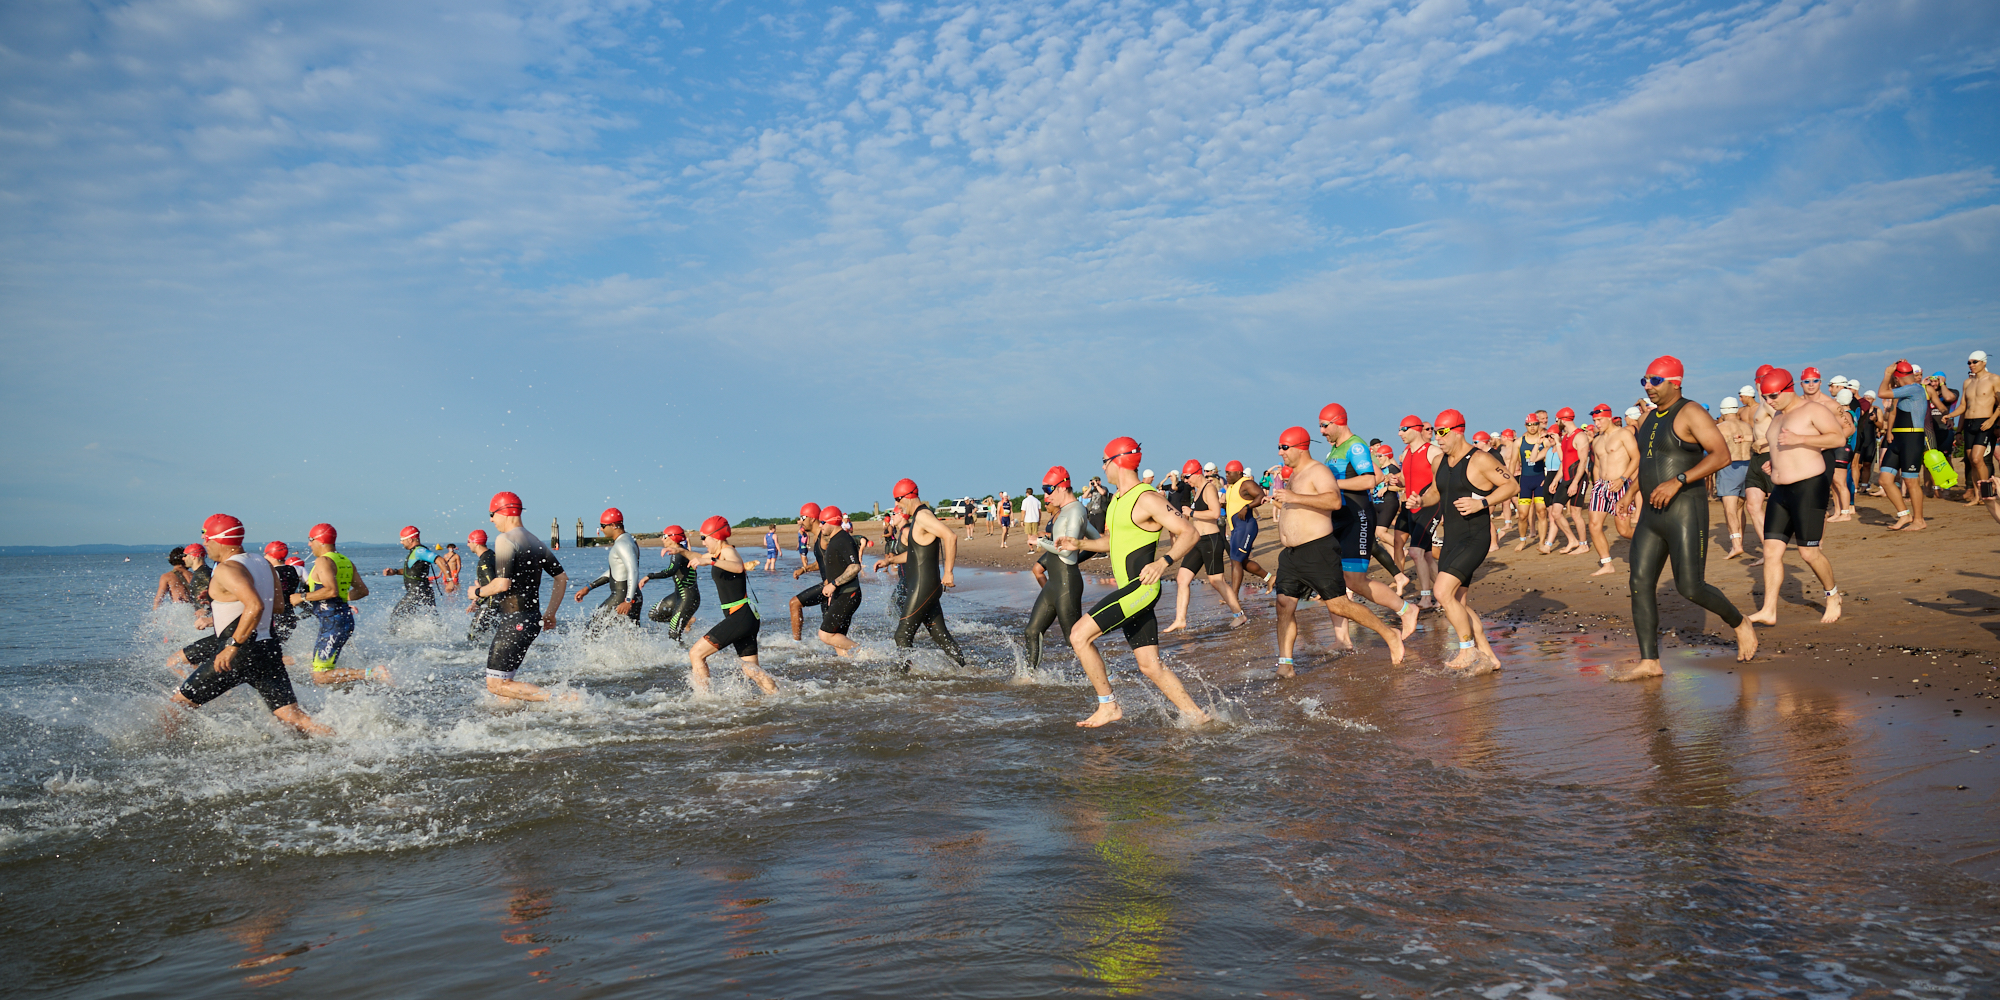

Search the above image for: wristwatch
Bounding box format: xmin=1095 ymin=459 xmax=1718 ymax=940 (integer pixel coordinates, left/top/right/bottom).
xmin=1675 ymin=472 xmax=1688 ymax=485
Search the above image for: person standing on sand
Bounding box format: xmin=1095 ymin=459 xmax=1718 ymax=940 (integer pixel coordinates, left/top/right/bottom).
xmin=1057 ymin=438 xmax=1212 ymax=729
xmin=1020 ymin=486 xmax=1042 ymax=543
xmin=998 ymin=490 xmax=1013 ymax=547
xmin=1948 ymin=351 xmax=1998 ymax=501
xmin=1415 ymin=410 xmax=1517 ymax=675
xmin=1746 ymin=368 xmax=1848 ymax=628
xmin=1615 ymin=356 xmax=1756 ymax=682
xmin=1877 ymin=360 xmax=1943 ymax=531
xmin=1585 ymin=404 xmax=1638 ymax=577
xmin=1713 ymin=397 xmax=1753 ymax=558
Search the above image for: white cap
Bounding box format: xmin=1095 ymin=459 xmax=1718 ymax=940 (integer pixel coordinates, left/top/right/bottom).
xmin=1974 ymin=350 xmax=1990 ymax=363
xmin=1863 ymin=390 xmax=1877 ymax=398
xmin=1202 ymin=461 xmax=1217 ymax=472
xmin=1739 ymin=385 xmax=1756 ymax=396
xmin=1624 ymin=406 xmax=1643 ymax=421
xmin=1831 ymin=374 xmax=1849 ymax=386
xmin=1141 ymin=469 xmax=1153 ymax=478
xmin=1720 ymin=396 xmax=1740 ymax=411
xmin=1835 ymin=388 xmax=1854 ymax=405
xmin=1913 ymin=365 xmax=1923 ymax=375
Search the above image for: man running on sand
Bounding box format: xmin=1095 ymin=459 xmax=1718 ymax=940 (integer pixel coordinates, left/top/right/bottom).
xmin=1415 ymin=411 xmax=1518 ymax=674
xmin=1747 ymin=368 xmax=1848 ymax=627
xmin=668 ymin=517 xmax=780 ymax=696
xmin=1163 ymin=458 xmax=1248 ymax=633
xmin=1585 ymin=404 xmax=1638 ymax=577
xmin=1614 ymin=357 xmax=1756 ymax=682
xmin=1058 ymin=438 xmax=1213 ymax=728
xmin=166 ymin=514 xmax=331 ymax=736
xmin=1268 ymin=427 xmax=1408 ymax=678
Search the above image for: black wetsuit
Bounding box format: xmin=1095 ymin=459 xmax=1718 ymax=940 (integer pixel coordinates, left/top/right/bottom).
xmin=795 ymin=535 xmax=828 ymax=611
xmin=817 ymin=529 xmax=863 ymax=636
xmin=1630 ymin=398 xmax=1744 ymax=660
xmin=390 ymin=545 xmax=440 ymax=624
xmin=893 ymin=506 xmax=966 ymax=668
xmin=1024 ymin=499 xmax=1094 ymax=672
xmin=486 ymin=529 xmax=563 ymax=680
xmin=646 ymin=552 xmax=701 ymax=641
xmin=1435 ymin=448 xmax=1494 ymax=584
xmin=468 ymin=549 xmax=499 ymax=641
xmin=271 ymin=562 xmax=304 ymax=643
xmin=1184 ymin=481 xmax=1225 ymax=576
xmin=701 ymin=560 xmax=760 ymax=657
xmin=884 ymin=528 xmax=910 ymax=618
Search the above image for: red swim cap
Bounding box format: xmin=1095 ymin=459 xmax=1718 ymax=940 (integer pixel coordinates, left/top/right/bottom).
xmin=892 ymin=478 xmax=919 ymax=500
xmin=1399 ymin=414 xmax=1424 ymax=430
xmin=1590 ymin=403 xmax=1614 ymax=418
xmin=467 ymin=529 xmax=488 ymax=546
xmin=699 ymin=515 xmax=731 ymax=540
xmin=1434 ymin=409 xmax=1467 ymax=431
xmin=1277 ymin=465 xmax=1293 ymax=479
xmin=1472 ymin=431 xmax=1491 ymax=443
xmin=1758 ymin=367 xmax=1794 ymax=395
xmin=1103 ymin=436 xmax=1142 ymax=470
xmin=1278 ymin=426 xmax=1312 ymax=449
xmin=1224 ymin=460 xmax=1245 ymax=474
xmin=1042 ymin=466 xmax=1071 ymax=488
xmin=286 ymin=556 xmax=304 ymax=567
xmin=664 ymin=524 xmax=687 ymax=543
xmin=184 ymin=543 xmax=206 ymax=561
xmin=799 ymin=503 xmax=822 ymax=521
xmin=202 ymin=514 xmax=245 ymax=546
xmin=1646 ymin=356 xmax=1685 ymax=383
xmin=1181 ymin=459 xmax=1201 ymax=477
xmin=600 ymin=507 xmax=624 ymax=526
xmin=1525 ymin=412 xmax=1540 ymax=424
xmin=308 ymin=523 xmax=337 ymax=544
xmin=1554 ymin=406 xmax=1576 ymax=421
xmin=819 ymin=505 xmax=844 ymax=525
xmin=1893 ymin=359 xmax=1914 ymax=375
xmin=1801 ymin=366 xmax=1822 ymax=381
xmin=1319 ymin=402 xmax=1348 ymax=426
xmin=263 ymin=540 xmax=288 ymax=561
xmin=490 ymin=491 xmax=523 ymax=515
xmin=1755 ymin=364 xmax=1774 ymax=379
xmin=400 ymin=525 xmax=421 ymax=542
xmin=1500 ymin=428 xmax=1516 ymax=438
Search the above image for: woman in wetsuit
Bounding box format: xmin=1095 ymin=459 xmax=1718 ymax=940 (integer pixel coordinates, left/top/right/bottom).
xmin=1164 ymin=459 xmax=1247 ymax=633
xmin=879 ymin=479 xmax=966 ymax=670
xmin=1023 ymin=466 xmax=1097 ymax=673
xmin=645 ymin=525 xmax=702 ymax=642
xmin=1620 ymin=356 xmax=1755 ymax=681
xmin=1419 ymin=410 xmax=1517 ymax=675
xmin=673 ymin=517 xmax=779 ymax=696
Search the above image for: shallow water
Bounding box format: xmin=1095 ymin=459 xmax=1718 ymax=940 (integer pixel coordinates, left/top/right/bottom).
xmin=1 ymin=551 xmax=1995 ymax=997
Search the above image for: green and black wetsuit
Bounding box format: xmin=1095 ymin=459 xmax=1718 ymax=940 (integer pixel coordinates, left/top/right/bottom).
xmin=1085 ymin=484 xmax=1164 ymax=649
xmin=646 ymin=552 xmax=701 ymax=641
xmin=1630 ymin=398 xmax=1744 ymax=660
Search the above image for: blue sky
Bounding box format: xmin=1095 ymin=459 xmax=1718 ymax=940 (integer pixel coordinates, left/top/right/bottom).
xmin=2 ymin=0 xmax=1995 ymax=545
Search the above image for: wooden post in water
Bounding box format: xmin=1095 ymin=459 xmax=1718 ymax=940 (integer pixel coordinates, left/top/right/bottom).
xmin=551 ymin=517 xmax=561 ymax=550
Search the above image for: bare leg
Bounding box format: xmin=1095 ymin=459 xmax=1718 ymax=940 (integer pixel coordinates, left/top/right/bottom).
xmin=737 ymin=654 xmax=779 ymax=694
xmin=1796 ymin=548 xmax=1841 ymax=624
xmin=1164 ymin=567 xmax=1196 ymax=633
xmin=817 ymin=630 xmax=857 ymax=658
xmin=688 ymin=638 xmax=718 ymax=696
xmin=1132 ymin=646 xmax=1211 ymax=724
xmin=789 ymin=597 xmax=804 ymax=641
xmin=1744 ymin=487 xmax=1769 ymax=564
xmin=1319 ymin=594 xmax=1404 ymax=664
xmin=273 ymin=704 xmax=333 ymax=737
xmin=487 ymin=676 xmax=552 ymax=702
xmin=1720 ymin=496 xmax=1745 ymax=558
xmin=1434 ymin=572 xmax=1486 ymax=673
xmin=1067 ymin=617 xmax=1124 ymax=727
xmin=1203 ymin=572 xmax=1247 ymax=626
xmin=1347 ymin=570 xmax=1418 ymax=639
xmin=1747 ymin=538 xmax=1786 ymax=624
xmin=1408 ymin=547 xmax=1437 ymax=608
xmin=1273 ymin=595 xmax=1300 ymax=676
xmin=1903 ymin=475 xmax=1927 ymax=530
xmin=1588 ymin=508 xmax=1616 ymax=575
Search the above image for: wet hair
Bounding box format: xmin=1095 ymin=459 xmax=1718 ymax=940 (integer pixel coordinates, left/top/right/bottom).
xmin=446 ymin=543 xmax=457 ymax=550
xmin=167 ymin=548 xmax=183 ymax=566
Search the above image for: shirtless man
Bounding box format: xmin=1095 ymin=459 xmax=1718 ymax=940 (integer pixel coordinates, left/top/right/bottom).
xmin=166 ymin=514 xmax=331 ymax=736
xmin=1495 ymin=428 xmax=1523 ymax=544
xmin=789 ymin=503 xmax=825 ymax=640
xmin=152 ymin=548 xmax=191 ymax=608
xmin=1747 ymin=368 xmax=1848 ymax=626
xmin=1554 ymin=408 xmax=1595 ymax=555
xmin=1877 ymin=360 xmax=1943 ymax=531
xmin=1950 ymin=350 xmax=1998 ymax=499
xmin=437 ymin=543 xmax=462 ymax=595
xmin=1268 ymin=426 xmax=1407 ymax=677
xmin=1396 ymin=416 xmax=1444 ymax=606
xmin=1584 ymin=404 xmax=1637 ymax=576
xmin=1742 ymin=377 xmax=1776 ymax=564
xmin=1058 ymin=438 xmax=1212 ymax=727
xmin=1713 ymin=397 xmax=1753 ymax=558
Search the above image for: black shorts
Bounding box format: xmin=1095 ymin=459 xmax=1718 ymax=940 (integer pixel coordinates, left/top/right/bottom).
xmin=1962 ymin=419 xmax=1995 ymax=452
xmin=1744 ymin=459 xmax=1772 ymax=494
xmin=1331 ymin=498 xmax=1372 ymax=574
xmin=1887 ymin=431 xmax=1927 ymax=479
xmin=486 ymin=612 xmax=543 ymax=680
xmin=179 ymin=637 xmax=297 ymax=711
xmin=1184 ymin=532 xmax=1225 ymax=576
xmin=795 ymin=583 xmax=826 ymax=608
xmin=820 ymin=589 xmax=862 ymax=636
xmin=1273 ymin=533 xmax=1346 ymax=603
xmin=1437 ymin=522 xmax=1489 ymax=584
xmin=1407 ymin=505 xmax=1440 ymax=547
xmin=1086 ymin=580 xmax=1161 ymax=650
xmin=1764 ymin=473 xmax=1828 ymax=547
xmin=704 ymin=605 xmax=761 ymax=657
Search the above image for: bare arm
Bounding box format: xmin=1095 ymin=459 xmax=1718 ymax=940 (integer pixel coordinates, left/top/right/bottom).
xmin=1135 ymin=491 xmax=1196 ymax=586
xmin=1778 ymin=408 xmax=1850 ymax=450
xmin=208 ymin=561 xmax=262 ymax=672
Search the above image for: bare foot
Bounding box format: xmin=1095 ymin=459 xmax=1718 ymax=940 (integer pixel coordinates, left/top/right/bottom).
xmin=1590 ymin=559 xmax=1616 ymax=577
xmin=1820 ymin=592 xmax=1842 ymax=624
xmin=1734 ymin=618 xmax=1758 ymax=661
xmin=1744 ymin=555 xmax=1765 ymax=567
xmin=1386 ymin=631 xmax=1405 ymax=665
xmin=281 ymin=654 xmax=297 ymax=666
xmin=1229 ymin=613 xmax=1249 ymax=630
xmin=369 ymin=665 xmax=398 ymax=687
xmin=1331 ymin=621 xmax=1354 ymax=651
xmin=1392 ymin=573 xmax=1409 ymax=596
xmin=1513 ymin=539 xmax=1529 ymax=552
xmin=1608 ymin=659 xmax=1664 ymax=681
xmin=1722 ymin=548 xmax=1744 ymax=560
xmin=1162 ymin=619 xmax=1186 ymax=635
xmin=1903 ymin=519 xmax=1927 ymax=532
xmin=1396 ymin=601 xmax=1419 ymax=640
xmin=1077 ymin=701 xmax=1124 ymax=728
xmin=1888 ymin=514 xmax=1913 ymax=531
xmin=744 ymin=668 xmax=779 ymax=695
xmin=1455 ymin=654 xmax=1497 ymax=677
xmin=1275 ymin=659 xmax=1296 ymax=678
xmin=1445 ymin=645 xmax=1479 ymax=670
xmin=1746 ymin=607 xmax=1778 ymax=626
xmin=1178 ymin=705 xmax=1213 ymax=725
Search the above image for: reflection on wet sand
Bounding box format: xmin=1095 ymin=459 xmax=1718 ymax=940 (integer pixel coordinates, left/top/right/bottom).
xmin=1058 ymin=743 xmax=1189 ymax=994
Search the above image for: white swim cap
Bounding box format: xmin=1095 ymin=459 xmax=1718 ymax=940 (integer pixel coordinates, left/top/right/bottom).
xmin=1203 ymin=461 xmax=1217 ymax=472
xmin=1974 ymin=350 xmax=1990 ymax=363
xmin=1141 ymin=469 xmax=1153 ymax=478
xmin=1836 ymin=388 xmax=1854 ymax=404
xmin=1739 ymin=384 xmax=1756 ymax=396
xmin=1720 ymin=396 xmax=1740 ymax=411
xmin=1863 ymin=390 xmax=1877 ymax=398
xmin=1624 ymin=406 xmax=1643 ymax=421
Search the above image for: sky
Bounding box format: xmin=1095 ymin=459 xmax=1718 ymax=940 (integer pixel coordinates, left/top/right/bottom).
xmin=1 ymin=0 xmax=1995 ymax=546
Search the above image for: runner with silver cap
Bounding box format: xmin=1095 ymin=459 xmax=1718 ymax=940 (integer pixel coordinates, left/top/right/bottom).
xmin=573 ymin=507 xmax=645 ymax=627
xmin=669 ymin=516 xmax=780 ymax=695
xmin=473 ymin=492 xmax=570 ymax=702
xmin=166 ymin=514 xmax=331 ymax=736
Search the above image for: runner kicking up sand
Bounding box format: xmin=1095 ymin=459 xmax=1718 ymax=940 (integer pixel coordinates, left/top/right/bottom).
xmin=1415 ymin=411 xmax=1518 ymax=674
xmin=1059 ymin=438 xmax=1213 ymax=728
xmin=1268 ymin=426 xmax=1408 ymax=678
xmin=1615 ymin=356 xmax=1757 ymax=681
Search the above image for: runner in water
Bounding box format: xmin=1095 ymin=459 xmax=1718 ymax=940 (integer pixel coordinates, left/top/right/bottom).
xmin=1023 ymin=466 xmax=1097 ymax=674
xmin=473 ymin=492 xmax=570 ymax=702
xmin=1617 ymin=356 xmax=1757 ymax=681
xmin=1584 ymin=404 xmax=1638 ymax=577
xmin=645 ymin=525 xmax=701 ymax=642
xmin=1163 ymin=458 xmax=1248 ymax=633
xmin=669 ymin=516 xmax=780 ymax=696
xmin=1746 ymin=368 xmax=1848 ymax=627
xmin=1415 ymin=411 xmax=1518 ymax=674
xmin=810 ymin=506 xmax=863 ymax=657
xmin=152 ymin=548 xmax=191 ymax=608
xmin=382 ymin=525 xmax=441 ymax=628
xmin=465 ymin=529 xmax=499 ymax=642
xmin=290 ymin=522 xmax=378 ymax=684
xmin=1057 ymin=438 xmax=1213 ymax=728
xmin=573 ymin=508 xmax=645 ymax=628
xmin=1221 ymin=460 xmax=1270 ymax=598
xmin=879 ymin=478 xmax=967 ymax=670
xmin=1268 ymin=427 xmax=1409 ymax=677
xmin=872 ymin=504 xmax=912 ymax=619
xmin=184 ymin=544 xmax=213 ymax=622
xmin=437 ymin=544 xmax=462 ymax=595
xmin=261 ymin=540 xmax=304 ymax=647
xmin=789 ymin=503 xmax=825 ymax=641
xmin=1317 ymin=404 xmax=1421 ymax=639
xmin=166 ymin=514 xmax=331 ymax=736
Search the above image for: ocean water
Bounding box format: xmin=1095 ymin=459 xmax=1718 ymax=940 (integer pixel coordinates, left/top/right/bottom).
xmin=1 ymin=549 xmax=1994 ymax=997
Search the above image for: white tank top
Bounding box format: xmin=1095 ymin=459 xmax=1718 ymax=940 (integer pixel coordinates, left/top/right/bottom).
xmin=212 ymin=552 xmax=276 ymax=641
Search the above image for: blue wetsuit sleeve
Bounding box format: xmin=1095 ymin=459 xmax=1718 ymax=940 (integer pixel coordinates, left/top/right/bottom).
xmin=1349 ymin=440 xmax=1375 ymax=478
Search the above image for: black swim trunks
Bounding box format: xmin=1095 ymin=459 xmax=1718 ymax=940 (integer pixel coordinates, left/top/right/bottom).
xmin=179 ymin=637 xmax=298 ymax=711
xmin=820 ymin=590 xmax=862 ymax=636
xmin=486 ymin=612 xmax=543 ymax=680
xmin=1184 ymin=532 xmax=1225 ymax=576
xmin=1273 ymin=533 xmax=1345 ymax=603
xmin=1764 ymin=471 xmax=1829 ymax=547
xmin=795 ymin=582 xmax=827 ymax=608
xmin=704 ymin=605 xmax=761 ymax=657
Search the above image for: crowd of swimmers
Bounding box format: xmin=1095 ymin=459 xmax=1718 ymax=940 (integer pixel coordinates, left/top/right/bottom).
xmin=150 ymin=353 xmax=1999 ymax=737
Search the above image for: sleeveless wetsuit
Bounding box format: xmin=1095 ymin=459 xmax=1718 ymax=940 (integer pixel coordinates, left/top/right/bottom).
xmin=645 ymin=552 xmax=701 ymax=641
xmin=1085 ymin=484 xmax=1164 ymax=649
xmin=1435 ymin=448 xmax=1494 ymax=584
xmin=179 ymin=553 xmax=297 ymax=711
xmin=795 ymin=533 xmax=829 ymax=611
xmin=893 ymin=505 xmax=966 ymax=667
xmin=1630 ymin=399 xmax=1744 ymax=660
xmin=817 ymin=529 xmax=863 ymax=636
xmin=305 ymin=550 xmax=359 ymax=673
xmin=883 ymin=525 xmax=910 ymax=620
xmin=468 ymin=548 xmax=499 ymax=641
xmin=1183 ymin=478 xmax=1225 ymax=576
xmin=1024 ymin=498 xmax=1098 ymax=672
xmin=702 ymin=558 xmax=760 ymax=657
